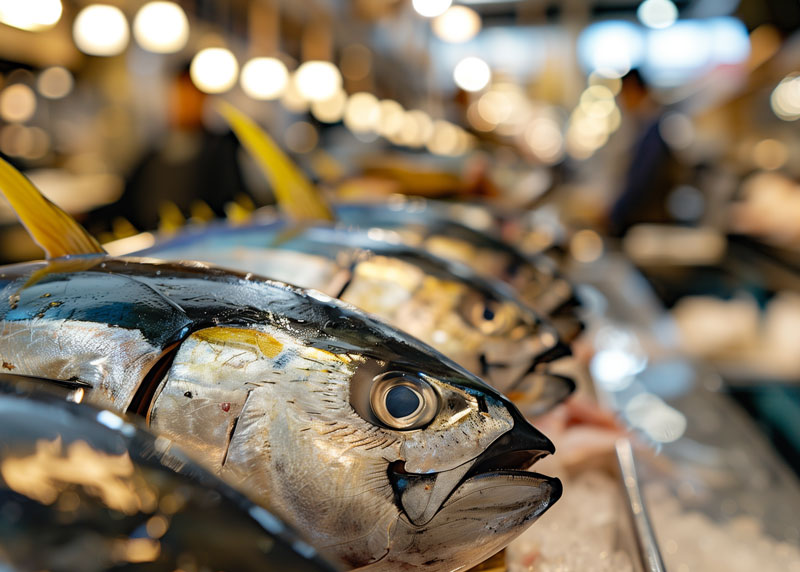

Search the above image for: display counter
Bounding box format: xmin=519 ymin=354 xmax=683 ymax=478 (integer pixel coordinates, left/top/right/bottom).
xmin=572 ymin=253 xmax=800 ymax=571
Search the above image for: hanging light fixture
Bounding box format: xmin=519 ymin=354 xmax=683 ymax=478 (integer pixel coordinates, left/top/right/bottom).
xmin=0 ymin=0 xmax=62 ymax=31
xmin=453 ymin=57 xmax=491 ymax=92
xmin=241 ymin=57 xmax=289 ymax=100
xmin=73 ymin=4 xmax=130 ymax=56
xmin=294 ymin=61 xmax=342 ymax=102
xmin=133 ymin=1 xmax=190 ymax=54
xmin=432 ymin=6 xmax=481 ymax=43
xmin=190 ymin=48 xmax=239 ymax=94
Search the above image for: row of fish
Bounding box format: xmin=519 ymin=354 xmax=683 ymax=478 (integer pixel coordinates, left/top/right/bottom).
xmin=0 ymin=107 xmax=584 ymax=571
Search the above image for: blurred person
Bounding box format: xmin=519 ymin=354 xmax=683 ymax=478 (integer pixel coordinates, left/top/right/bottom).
xmin=607 ymin=69 xmax=685 ymax=236
xmin=89 ymin=64 xmax=253 ymax=235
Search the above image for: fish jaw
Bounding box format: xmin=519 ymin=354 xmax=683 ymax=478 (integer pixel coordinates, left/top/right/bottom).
xmin=373 ymin=471 xmax=560 ymax=571
xmin=375 ymin=402 xmax=560 ymax=571
xmin=389 ymin=403 xmax=555 ymax=527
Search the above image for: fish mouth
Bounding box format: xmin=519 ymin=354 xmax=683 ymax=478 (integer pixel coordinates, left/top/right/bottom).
xmin=388 ymin=417 xmax=558 ymax=526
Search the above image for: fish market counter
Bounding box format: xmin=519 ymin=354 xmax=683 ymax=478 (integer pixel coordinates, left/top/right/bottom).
xmin=561 ymin=253 xmax=800 ymax=572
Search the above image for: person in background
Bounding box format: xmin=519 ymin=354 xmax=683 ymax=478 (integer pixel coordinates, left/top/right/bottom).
xmin=89 ymin=64 xmax=253 ymax=236
xmin=607 ymin=68 xmax=684 ymax=237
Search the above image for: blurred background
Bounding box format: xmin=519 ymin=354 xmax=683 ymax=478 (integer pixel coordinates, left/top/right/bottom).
xmin=0 ymin=0 xmax=800 ymax=476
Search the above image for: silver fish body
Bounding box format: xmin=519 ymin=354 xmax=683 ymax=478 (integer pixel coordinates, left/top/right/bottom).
xmin=0 ymin=256 xmax=561 ymax=570
xmin=139 ymin=222 xmax=572 ymax=397
xmin=333 ymin=201 xmax=583 ymax=341
xmin=0 ymin=372 xmax=339 ymax=572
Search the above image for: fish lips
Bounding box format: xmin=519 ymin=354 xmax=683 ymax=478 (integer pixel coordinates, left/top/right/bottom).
xmin=388 ymin=420 xmax=560 ymax=528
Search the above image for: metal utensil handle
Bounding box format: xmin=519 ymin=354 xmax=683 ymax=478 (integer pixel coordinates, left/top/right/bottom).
xmin=616 ymin=438 xmax=667 ymax=572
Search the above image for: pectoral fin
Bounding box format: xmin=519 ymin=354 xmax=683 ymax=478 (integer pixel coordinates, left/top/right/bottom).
xmin=0 ymin=157 xmax=105 ymax=258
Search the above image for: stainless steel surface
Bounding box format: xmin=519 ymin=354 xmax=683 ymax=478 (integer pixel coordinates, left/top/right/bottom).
xmin=616 ymin=439 xmax=667 ymax=572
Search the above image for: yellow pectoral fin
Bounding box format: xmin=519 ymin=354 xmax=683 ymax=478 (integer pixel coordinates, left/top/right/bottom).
xmin=217 ymin=102 xmax=335 ymax=223
xmin=0 ymin=157 xmax=105 ymax=259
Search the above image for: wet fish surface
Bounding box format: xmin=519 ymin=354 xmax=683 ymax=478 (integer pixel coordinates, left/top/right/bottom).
xmin=139 ymin=221 xmax=573 ymax=399
xmin=0 ymin=256 xmax=561 ymax=571
xmin=0 ymin=372 xmax=338 ymax=572
xmin=333 ymin=202 xmax=583 ymax=341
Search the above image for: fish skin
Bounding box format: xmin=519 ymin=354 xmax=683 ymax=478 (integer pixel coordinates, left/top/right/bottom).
xmin=333 ymin=202 xmax=581 ymax=328
xmin=0 ymin=372 xmax=340 ymax=572
xmin=0 ymin=256 xmax=561 ymax=571
xmin=137 ymin=221 xmax=571 ymax=394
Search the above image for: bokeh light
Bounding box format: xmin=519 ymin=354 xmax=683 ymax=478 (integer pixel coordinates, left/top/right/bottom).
xmin=397 ymin=110 xmax=433 ymax=147
xmin=241 ymin=57 xmax=289 ymax=100
xmin=281 ymin=74 xmax=310 ymax=113
xmin=771 ymin=74 xmax=800 ymax=121
xmin=190 ymin=48 xmax=238 ymax=94
xmin=343 ymin=92 xmax=380 ymax=133
xmin=453 ymin=57 xmax=491 ymax=92
xmin=467 ymin=101 xmax=494 ymax=132
xmin=311 ymin=88 xmax=347 ymax=123
xmin=524 ymin=116 xmax=564 ymax=165
xmin=578 ymin=21 xmax=644 ymax=76
xmin=637 ymin=0 xmax=678 ymax=30
xmin=412 ymin=0 xmax=451 ymax=18
xmin=37 ymin=67 xmax=73 ymax=100
xmin=0 ymin=84 xmax=36 ymax=123
xmin=426 ymin=120 xmax=460 ymax=155
xmin=377 ymin=99 xmax=405 ymax=138
xmin=0 ymin=125 xmax=49 ymax=159
xmin=478 ymin=90 xmax=513 ymax=126
xmin=294 ymin=61 xmax=342 ymax=102
xmin=432 ymin=6 xmax=481 ymax=43
xmin=0 ymin=0 xmax=62 ymax=32
xmin=133 ymin=2 xmax=189 ymax=54
xmin=73 ymin=4 xmax=130 ymax=57
xmin=753 ymin=138 xmax=788 ymax=171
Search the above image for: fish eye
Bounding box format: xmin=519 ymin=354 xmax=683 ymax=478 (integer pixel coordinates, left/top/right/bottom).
xmin=370 ymin=372 xmax=439 ymax=430
xmin=463 ymin=296 xmax=515 ymax=335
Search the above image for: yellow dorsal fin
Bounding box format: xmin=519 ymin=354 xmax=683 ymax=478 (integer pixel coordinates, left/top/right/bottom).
xmin=217 ymin=102 xmax=335 ymax=222
xmin=0 ymin=157 xmax=105 ymax=259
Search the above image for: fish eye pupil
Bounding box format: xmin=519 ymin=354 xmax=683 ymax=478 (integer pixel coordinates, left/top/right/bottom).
xmin=385 ymin=385 xmax=420 ymax=418
xmin=369 ymin=371 xmax=439 ymax=429
xmin=483 ymin=306 xmax=495 ymax=321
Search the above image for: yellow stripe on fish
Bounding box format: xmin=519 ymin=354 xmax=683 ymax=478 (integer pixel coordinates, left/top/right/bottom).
xmin=194 ymin=326 xmax=284 ymax=359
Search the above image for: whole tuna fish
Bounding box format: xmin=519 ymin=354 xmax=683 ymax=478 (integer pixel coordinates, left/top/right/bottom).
xmin=135 ymin=221 xmax=573 ymax=402
xmin=0 ymin=159 xmax=561 ymax=570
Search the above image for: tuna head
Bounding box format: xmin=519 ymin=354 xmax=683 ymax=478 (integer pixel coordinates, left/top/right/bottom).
xmin=135 ymin=270 xmax=561 ymax=571
xmin=0 ymin=258 xmax=560 ymax=571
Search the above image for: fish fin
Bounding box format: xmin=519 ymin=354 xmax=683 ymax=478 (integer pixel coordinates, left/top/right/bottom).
xmin=157 ymin=200 xmax=186 ymax=234
xmin=111 ymin=216 xmax=139 ymax=240
xmin=225 ymin=200 xmax=252 ymax=225
xmin=189 ymin=200 xmax=216 ymax=224
xmin=224 ymin=192 xmax=256 ymax=225
xmin=217 ymin=102 xmax=335 ymax=222
xmin=0 ymin=157 xmax=105 ymax=258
